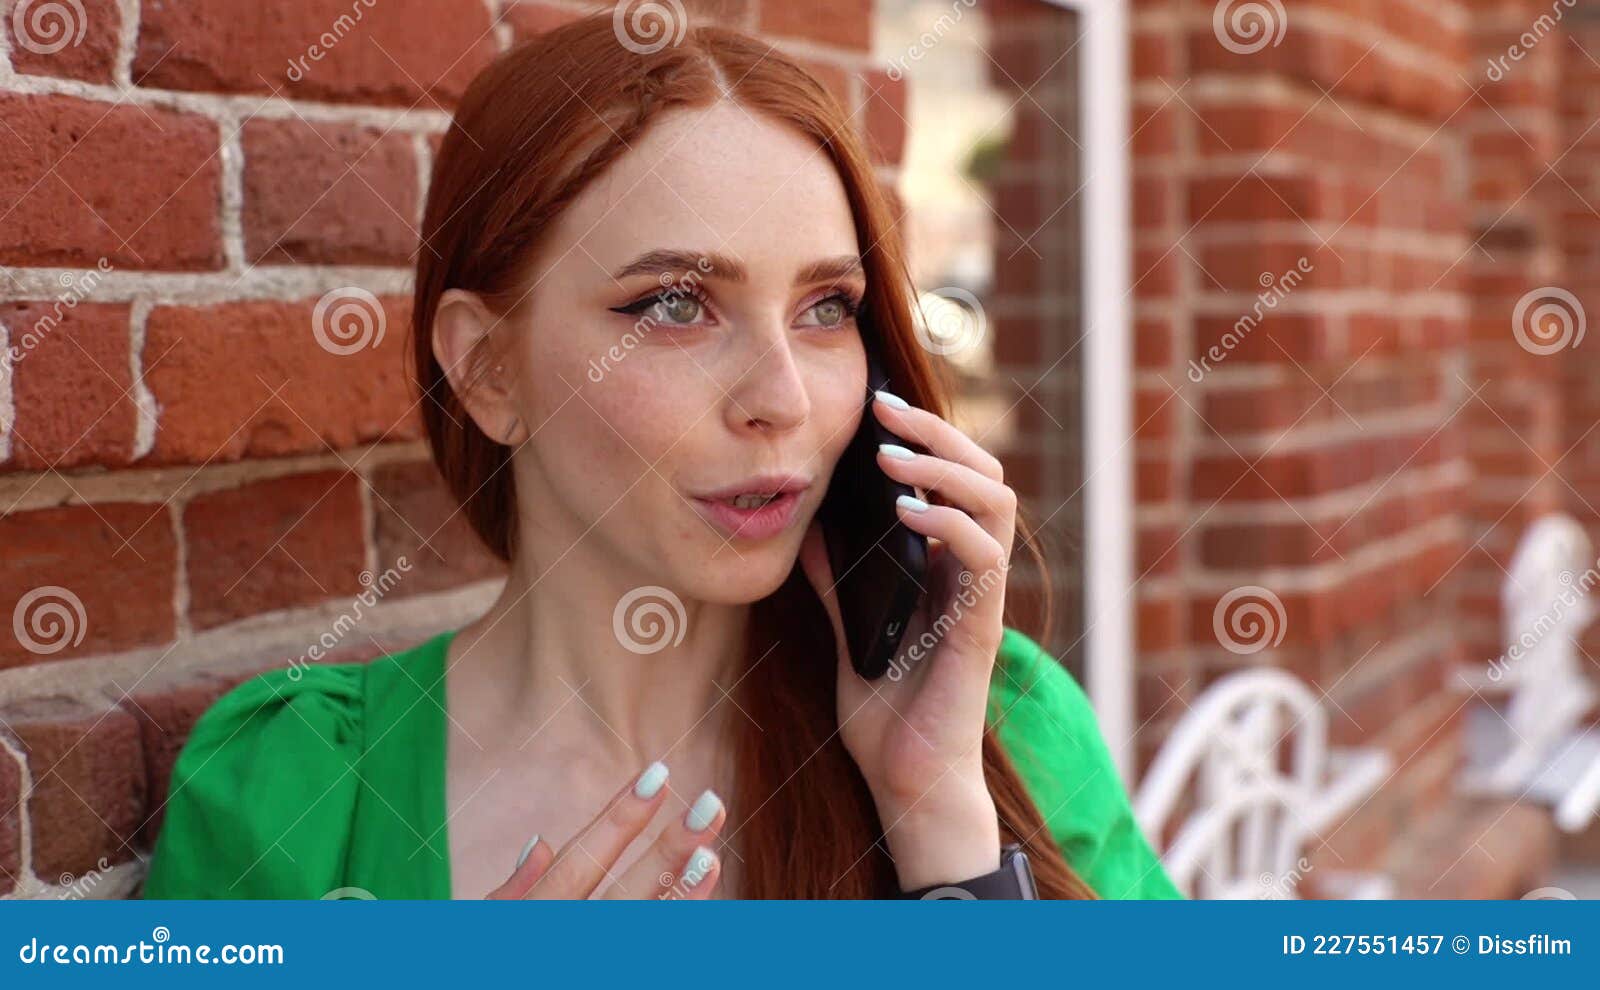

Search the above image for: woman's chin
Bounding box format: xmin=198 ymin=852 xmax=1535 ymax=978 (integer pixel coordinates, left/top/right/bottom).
xmin=676 ymin=546 xmax=799 ymax=605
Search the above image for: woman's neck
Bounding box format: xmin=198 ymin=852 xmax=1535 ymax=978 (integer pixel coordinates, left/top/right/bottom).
xmin=448 ymin=546 xmax=749 ymax=770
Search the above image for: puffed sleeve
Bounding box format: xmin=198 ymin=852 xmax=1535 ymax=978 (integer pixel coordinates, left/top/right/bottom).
xmin=990 ymin=627 xmax=1185 ymax=899
xmin=140 ymin=662 xmax=365 ymax=899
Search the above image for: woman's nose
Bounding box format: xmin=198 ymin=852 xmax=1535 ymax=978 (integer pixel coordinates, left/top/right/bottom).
xmin=723 ymin=335 xmax=811 ymax=434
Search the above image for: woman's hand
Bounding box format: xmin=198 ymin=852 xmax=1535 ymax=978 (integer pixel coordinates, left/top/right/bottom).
xmin=799 ymin=389 xmax=1014 ymax=891
xmin=485 ymin=760 xmax=727 ymax=899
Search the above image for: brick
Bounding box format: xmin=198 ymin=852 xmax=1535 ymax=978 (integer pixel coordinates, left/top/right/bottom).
xmin=0 ymin=502 xmax=177 ymax=669
xmin=141 ymin=296 xmax=421 ymax=465
xmin=369 ymin=459 xmax=507 ymax=597
xmin=183 ymin=471 xmax=368 ymax=630
xmin=134 ymin=0 xmax=497 ymax=106
xmin=5 ymin=696 xmax=146 ymax=877
xmin=567 ymin=0 xmax=750 ymax=44
xmin=4 ymin=0 xmax=120 ymax=83
xmin=859 ymin=69 xmax=907 ymax=167
xmin=0 ymin=751 xmax=18 ymax=895
xmin=1 ymin=302 xmax=134 ymax=471
xmin=0 ymin=93 xmax=223 ymax=270
xmin=759 ymin=0 xmax=869 ymax=51
xmin=1137 ymin=595 xmax=1182 ymax=650
xmin=1137 ymin=523 xmax=1183 ymax=578
xmin=1187 ymin=174 xmax=1332 ymax=225
xmin=503 ymin=2 xmax=587 ymax=42
xmin=1191 ymin=312 xmax=1334 ymax=368
xmin=242 ymin=119 xmax=420 ymax=265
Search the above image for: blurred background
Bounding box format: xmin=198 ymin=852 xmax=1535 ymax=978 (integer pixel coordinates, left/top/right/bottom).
xmin=2 ymin=0 xmax=1598 ymax=900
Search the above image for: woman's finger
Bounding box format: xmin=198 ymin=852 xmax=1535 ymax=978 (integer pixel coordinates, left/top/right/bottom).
xmin=875 ymin=442 xmax=1016 ymax=545
xmin=484 ymin=831 xmax=556 ymax=899
xmin=600 ymin=787 xmax=728 ymax=899
xmin=523 ymin=758 xmax=674 ymax=899
xmin=871 ymin=391 xmax=1004 ymax=483
xmin=666 ymin=846 xmax=722 ymax=900
xmin=892 ymin=497 xmax=1009 ymax=652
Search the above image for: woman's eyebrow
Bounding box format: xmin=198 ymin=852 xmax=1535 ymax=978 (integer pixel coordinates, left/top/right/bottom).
xmin=612 ymin=249 xmax=864 ymax=286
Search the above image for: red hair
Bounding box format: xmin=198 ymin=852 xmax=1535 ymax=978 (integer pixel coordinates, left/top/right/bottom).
xmin=410 ymin=11 xmax=1095 ymax=899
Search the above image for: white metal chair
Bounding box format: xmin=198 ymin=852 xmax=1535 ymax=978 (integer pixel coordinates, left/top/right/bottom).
xmin=1133 ymin=667 xmax=1392 ymax=898
xmin=1458 ymin=513 xmax=1600 ymax=832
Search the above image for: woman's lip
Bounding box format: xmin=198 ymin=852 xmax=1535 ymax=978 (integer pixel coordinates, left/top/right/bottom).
xmin=691 ymin=491 xmax=803 ymax=540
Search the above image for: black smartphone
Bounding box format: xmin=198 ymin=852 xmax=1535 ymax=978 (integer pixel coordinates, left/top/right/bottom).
xmin=816 ymin=353 xmax=930 ymax=680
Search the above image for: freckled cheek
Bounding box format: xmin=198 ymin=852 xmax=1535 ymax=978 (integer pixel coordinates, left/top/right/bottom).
xmin=567 ymin=378 xmax=694 ymax=490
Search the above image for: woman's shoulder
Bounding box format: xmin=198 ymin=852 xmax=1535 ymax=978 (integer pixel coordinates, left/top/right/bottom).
xmin=140 ymin=633 xmax=449 ymax=899
xmin=987 ymin=626 xmax=1185 ymax=900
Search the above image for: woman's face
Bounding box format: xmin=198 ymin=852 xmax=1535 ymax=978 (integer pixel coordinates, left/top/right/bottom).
xmin=503 ymin=101 xmax=869 ymax=603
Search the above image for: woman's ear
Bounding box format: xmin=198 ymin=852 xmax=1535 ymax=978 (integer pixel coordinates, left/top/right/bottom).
xmin=432 ymin=288 xmax=528 ymax=447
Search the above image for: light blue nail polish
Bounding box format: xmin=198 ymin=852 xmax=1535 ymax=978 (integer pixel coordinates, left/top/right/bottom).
xmin=878 ymin=442 xmax=916 ymax=461
xmin=515 ymin=833 xmax=540 ymax=870
xmin=685 ymin=789 xmax=723 ymax=831
xmin=897 ymin=494 xmax=929 ymax=513
xmin=874 ymin=389 xmax=910 ymax=410
xmin=634 ymin=760 xmax=669 ymax=799
xmin=683 ymin=845 xmax=717 ymax=888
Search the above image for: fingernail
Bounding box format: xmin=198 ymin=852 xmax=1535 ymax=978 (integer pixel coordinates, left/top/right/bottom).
xmin=874 ymin=389 xmax=910 ymax=410
xmin=515 ymin=833 xmax=540 ymax=870
xmin=685 ymin=789 xmax=723 ymax=831
xmin=878 ymin=442 xmax=916 ymax=461
xmin=683 ymin=845 xmax=717 ymax=888
xmin=634 ymin=760 xmax=670 ymax=799
xmin=896 ymin=494 xmax=929 ymax=513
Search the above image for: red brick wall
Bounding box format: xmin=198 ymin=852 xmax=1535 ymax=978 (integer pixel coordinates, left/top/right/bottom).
xmin=0 ymin=0 xmax=898 ymax=898
xmin=6 ymin=0 xmax=1593 ymax=902
xmin=1130 ymin=0 xmax=1600 ymax=893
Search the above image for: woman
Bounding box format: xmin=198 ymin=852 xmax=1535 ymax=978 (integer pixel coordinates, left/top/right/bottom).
xmin=142 ymin=12 xmax=1180 ymax=901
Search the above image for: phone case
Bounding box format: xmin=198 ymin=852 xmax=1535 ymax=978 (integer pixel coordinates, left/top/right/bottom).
xmin=816 ymin=356 xmax=930 ymax=680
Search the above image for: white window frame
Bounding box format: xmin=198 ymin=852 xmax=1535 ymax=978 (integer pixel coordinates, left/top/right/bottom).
xmin=1036 ymin=0 xmax=1135 ymax=784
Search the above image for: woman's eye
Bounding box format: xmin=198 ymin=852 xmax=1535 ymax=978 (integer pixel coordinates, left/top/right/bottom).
xmin=799 ymin=293 xmax=860 ymax=329
xmin=654 ymin=294 xmax=703 ymax=325
xmin=611 ymin=291 xmax=707 ymax=325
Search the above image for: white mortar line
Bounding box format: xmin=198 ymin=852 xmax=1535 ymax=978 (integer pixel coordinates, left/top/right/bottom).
xmin=0 ymin=320 xmax=12 ymax=464
xmin=127 ymin=300 xmax=156 ymax=460
xmin=113 ymin=0 xmax=140 ymax=89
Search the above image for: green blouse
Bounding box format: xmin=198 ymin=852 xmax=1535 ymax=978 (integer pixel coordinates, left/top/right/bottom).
xmin=141 ymin=626 xmax=1183 ymax=900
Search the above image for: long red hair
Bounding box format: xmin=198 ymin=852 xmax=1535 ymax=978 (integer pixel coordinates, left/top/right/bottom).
xmin=410 ymin=11 xmax=1095 ymax=899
